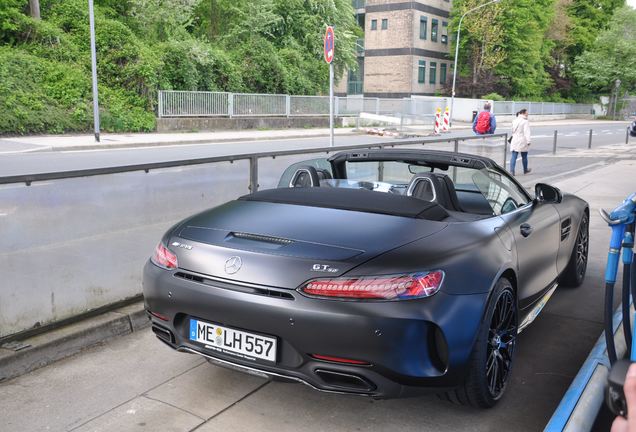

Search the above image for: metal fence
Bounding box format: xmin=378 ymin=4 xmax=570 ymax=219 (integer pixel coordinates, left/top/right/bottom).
xmin=157 ymin=90 xmax=595 ymax=119
xmin=492 ymin=101 xmax=593 ymax=116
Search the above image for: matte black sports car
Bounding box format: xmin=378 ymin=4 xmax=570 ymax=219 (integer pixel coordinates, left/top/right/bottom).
xmin=143 ymin=149 xmax=589 ymax=408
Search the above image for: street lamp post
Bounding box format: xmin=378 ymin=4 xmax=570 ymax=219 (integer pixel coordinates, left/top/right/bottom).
xmin=88 ymin=0 xmax=101 ymax=142
xmin=449 ymin=0 xmax=500 ymax=127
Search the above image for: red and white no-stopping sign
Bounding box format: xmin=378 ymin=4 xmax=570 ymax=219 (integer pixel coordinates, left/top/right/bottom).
xmin=324 ymin=26 xmax=334 ymax=64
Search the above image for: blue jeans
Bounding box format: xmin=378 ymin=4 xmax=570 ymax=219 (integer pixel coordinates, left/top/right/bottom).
xmin=510 ymin=151 xmax=528 ymax=174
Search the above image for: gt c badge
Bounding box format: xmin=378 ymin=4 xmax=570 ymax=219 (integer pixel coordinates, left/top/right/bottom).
xmin=171 ymin=242 xmax=192 ymax=250
xmin=311 ymin=264 xmax=338 ymax=273
xmin=225 ymin=256 xmax=243 ymax=274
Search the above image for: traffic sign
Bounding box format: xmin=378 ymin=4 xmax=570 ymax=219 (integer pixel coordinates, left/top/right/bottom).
xmin=324 ymin=26 xmax=334 ymax=64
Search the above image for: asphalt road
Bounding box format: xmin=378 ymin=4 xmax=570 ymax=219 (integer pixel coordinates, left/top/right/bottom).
xmin=1 ymin=142 xmax=635 ymax=432
xmin=0 ymin=122 xmax=630 ymax=179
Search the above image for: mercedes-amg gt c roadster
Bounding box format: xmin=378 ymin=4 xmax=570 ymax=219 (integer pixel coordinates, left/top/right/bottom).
xmin=143 ymin=149 xmax=589 ymax=408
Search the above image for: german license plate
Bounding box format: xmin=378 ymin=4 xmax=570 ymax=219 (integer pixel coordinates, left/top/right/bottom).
xmin=189 ymin=319 xmax=277 ymax=363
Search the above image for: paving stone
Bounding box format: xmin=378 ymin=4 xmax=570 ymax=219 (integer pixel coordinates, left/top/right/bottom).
xmin=73 ymin=396 xmax=203 ymax=432
xmin=146 ymin=362 xmax=267 ymax=419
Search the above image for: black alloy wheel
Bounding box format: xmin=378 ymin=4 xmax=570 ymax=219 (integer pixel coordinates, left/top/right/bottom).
xmin=574 ymin=214 xmax=589 ymax=281
xmin=442 ymin=278 xmax=517 ymax=408
xmin=486 ymin=288 xmax=517 ymax=400
xmin=560 ymin=212 xmax=589 ymax=287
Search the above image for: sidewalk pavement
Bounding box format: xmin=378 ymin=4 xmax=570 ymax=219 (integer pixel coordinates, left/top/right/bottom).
xmin=0 ymin=119 xmax=627 ymax=154
xmin=0 ymin=128 xmax=357 ymax=154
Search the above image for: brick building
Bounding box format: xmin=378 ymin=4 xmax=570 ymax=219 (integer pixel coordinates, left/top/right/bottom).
xmin=336 ymin=0 xmax=453 ymax=97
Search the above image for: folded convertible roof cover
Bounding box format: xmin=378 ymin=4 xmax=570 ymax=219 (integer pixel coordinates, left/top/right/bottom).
xmin=239 ymin=187 xmax=449 ymax=221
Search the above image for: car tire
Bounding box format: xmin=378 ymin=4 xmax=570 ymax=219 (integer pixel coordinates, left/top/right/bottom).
xmin=559 ymin=212 xmax=589 ymax=288
xmin=442 ymin=277 xmax=517 ymax=408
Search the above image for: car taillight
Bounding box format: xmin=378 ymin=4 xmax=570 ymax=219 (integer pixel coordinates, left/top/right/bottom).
xmin=151 ymin=242 xmax=178 ymax=270
xmin=300 ymin=271 xmax=444 ymax=300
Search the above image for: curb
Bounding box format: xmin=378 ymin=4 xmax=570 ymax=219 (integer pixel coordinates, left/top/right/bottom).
xmin=0 ymin=301 xmax=148 ymax=383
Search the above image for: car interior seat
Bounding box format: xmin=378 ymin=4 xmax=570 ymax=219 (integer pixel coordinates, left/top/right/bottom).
xmin=407 ymin=173 xmax=464 ymax=212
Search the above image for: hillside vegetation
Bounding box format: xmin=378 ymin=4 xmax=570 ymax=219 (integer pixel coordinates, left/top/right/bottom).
xmin=0 ymin=0 xmax=359 ymax=134
xmin=1 ymin=0 xmax=634 ymax=134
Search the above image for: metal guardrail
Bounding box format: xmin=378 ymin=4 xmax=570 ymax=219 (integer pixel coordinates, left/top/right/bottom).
xmin=158 ymin=91 xmax=595 ymax=118
xmin=0 ymin=134 xmax=509 ymax=189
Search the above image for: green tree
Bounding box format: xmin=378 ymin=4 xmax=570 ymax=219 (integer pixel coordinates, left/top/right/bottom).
xmin=450 ymin=0 xmax=555 ymax=98
xmin=194 ymin=0 xmax=360 ymax=94
xmin=573 ymin=5 xmax=636 ymax=95
xmin=544 ymin=0 xmax=624 ymax=98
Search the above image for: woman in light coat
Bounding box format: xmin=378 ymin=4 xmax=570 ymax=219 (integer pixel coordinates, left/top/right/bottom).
xmin=509 ymin=109 xmax=531 ymax=176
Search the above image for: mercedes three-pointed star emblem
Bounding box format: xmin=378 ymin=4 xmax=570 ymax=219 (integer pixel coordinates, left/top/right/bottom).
xmin=224 ymin=256 xmax=242 ymax=274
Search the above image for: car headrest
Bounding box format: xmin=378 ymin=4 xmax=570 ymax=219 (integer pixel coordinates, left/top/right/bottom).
xmin=407 ymin=172 xmax=463 ymax=212
xmin=407 ymin=173 xmax=438 ymax=202
xmin=289 ymin=165 xmax=321 ymax=187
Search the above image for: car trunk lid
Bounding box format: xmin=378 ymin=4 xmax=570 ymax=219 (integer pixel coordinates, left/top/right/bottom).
xmin=172 ymin=200 xmax=447 ymax=289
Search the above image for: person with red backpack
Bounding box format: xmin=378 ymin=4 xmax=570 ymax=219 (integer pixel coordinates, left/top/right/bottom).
xmin=472 ymin=102 xmax=497 ymax=135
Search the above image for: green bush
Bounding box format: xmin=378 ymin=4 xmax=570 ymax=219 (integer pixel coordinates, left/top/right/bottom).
xmin=158 ymin=39 xmax=244 ymax=92
xmin=99 ymin=87 xmax=156 ymax=132
xmin=481 ymin=92 xmax=506 ymax=101
xmin=0 ymin=0 xmax=360 ymax=134
xmin=0 ymin=48 xmax=91 ymax=134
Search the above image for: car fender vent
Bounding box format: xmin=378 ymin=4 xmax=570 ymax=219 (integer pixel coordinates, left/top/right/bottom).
xmin=561 ymin=218 xmax=572 ymax=241
xmin=174 ymin=272 xmax=295 ymax=300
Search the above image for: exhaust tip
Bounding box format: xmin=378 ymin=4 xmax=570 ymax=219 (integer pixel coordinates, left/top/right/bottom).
xmin=151 ymin=324 xmax=174 ymax=344
xmin=314 ymin=369 xmax=376 ymax=392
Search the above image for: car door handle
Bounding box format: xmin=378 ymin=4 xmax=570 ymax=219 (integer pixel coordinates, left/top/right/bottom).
xmin=520 ymin=223 xmax=533 ymax=237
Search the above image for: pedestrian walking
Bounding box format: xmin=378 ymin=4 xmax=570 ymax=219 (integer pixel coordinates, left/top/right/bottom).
xmin=472 ymin=102 xmax=497 ymax=135
xmin=509 ymin=109 xmax=532 ymax=176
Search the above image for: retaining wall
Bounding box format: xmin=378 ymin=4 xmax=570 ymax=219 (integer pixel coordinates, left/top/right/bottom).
xmin=157 ymin=116 xmax=330 ymax=132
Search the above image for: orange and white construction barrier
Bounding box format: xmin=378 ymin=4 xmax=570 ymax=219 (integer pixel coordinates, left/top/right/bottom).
xmin=433 ymin=107 xmax=442 ymax=135
xmin=441 ymin=107 xmax=450 ymax=133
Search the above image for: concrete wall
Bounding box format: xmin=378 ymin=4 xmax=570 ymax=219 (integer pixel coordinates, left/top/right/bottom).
xmin=157 ymin=116 xmax=329 ymax=133
xmin=0 ymin=161 xmax=251 ymax=338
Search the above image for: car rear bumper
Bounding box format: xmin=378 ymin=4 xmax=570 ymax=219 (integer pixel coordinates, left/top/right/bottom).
xmin=143 ymin=260 xmax=488 ymax=398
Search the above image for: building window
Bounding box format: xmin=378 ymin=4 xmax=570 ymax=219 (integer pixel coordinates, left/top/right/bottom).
xmin=371 ymin=19 xmax=377 ymax=30
xmin=429 ymin=62 xmax=437 ymax=84
xmin=440 ymin=63 xmax=447 ymax=85
xmin=431 ymin=19 xmax=438 ymax=42
xmin=441 ymin=22 xmax=448 ymax=44
xmin=381 ymin=18 xmax=388 ymax=30
xmin=418 ymin=60 xmax=426 ymax=83
xmin=419 ymin=16 xmax=427 ymax=40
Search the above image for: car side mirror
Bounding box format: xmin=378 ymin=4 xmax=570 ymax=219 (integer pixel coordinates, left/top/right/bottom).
xmin=535 ymin=183 xmax=562 ymax=204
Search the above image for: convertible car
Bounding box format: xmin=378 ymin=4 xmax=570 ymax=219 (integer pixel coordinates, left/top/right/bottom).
xmin=143 ymin=149 xmax=589 ymax=408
